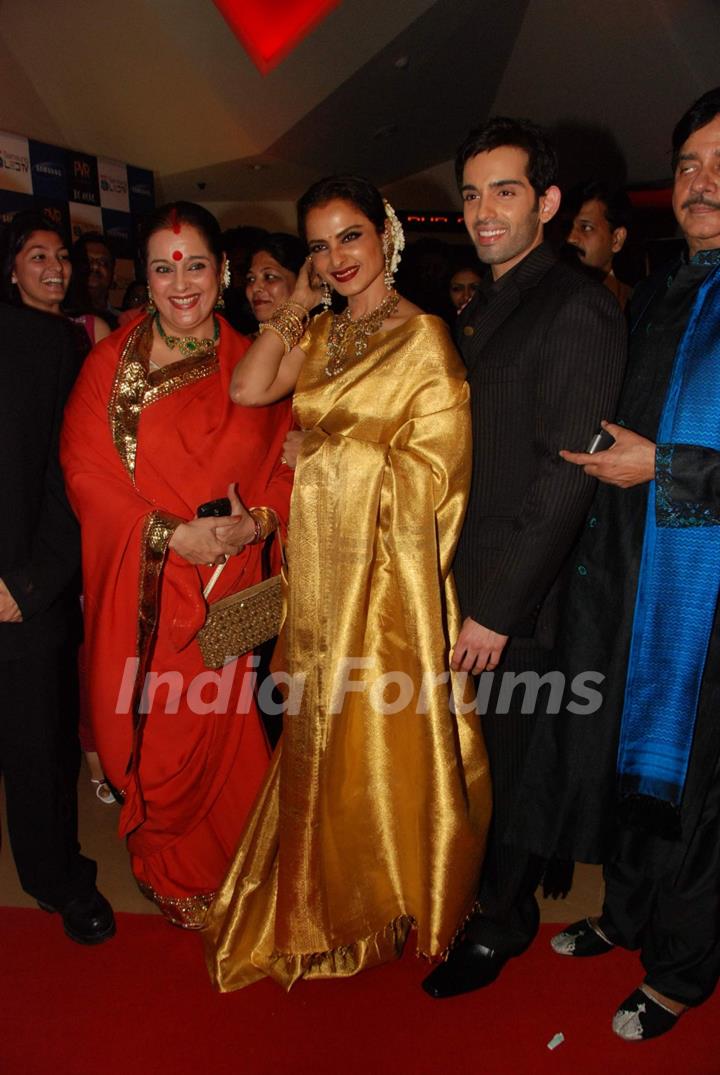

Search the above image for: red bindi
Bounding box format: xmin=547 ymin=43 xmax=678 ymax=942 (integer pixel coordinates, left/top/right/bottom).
xmin=172 ymin=250 xmax=183 ymax=261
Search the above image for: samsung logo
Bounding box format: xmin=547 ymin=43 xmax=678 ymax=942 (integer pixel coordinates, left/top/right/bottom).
xmin=34 ymin=161 xmax=63 ymax=178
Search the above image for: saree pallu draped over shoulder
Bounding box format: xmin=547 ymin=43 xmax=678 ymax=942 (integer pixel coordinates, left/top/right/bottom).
xmin=204 ymin=312 xmax=491 ymax=989
xmin=61 ymin=315 xmax=294 ymax=927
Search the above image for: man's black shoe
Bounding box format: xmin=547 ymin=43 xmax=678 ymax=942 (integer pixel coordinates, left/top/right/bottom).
xmin=422 ymin=939 xmax=508 ymax=998
xmin=38 ymin=890 xmax=116 ymax=945
xmin=551 ymin=917 xmax=615 ymax=957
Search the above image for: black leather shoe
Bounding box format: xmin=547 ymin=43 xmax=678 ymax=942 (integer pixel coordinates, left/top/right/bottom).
xmin=422 ymin=939 xmax=508 ymax=998
xmin=38 ymin=889 xmax=116 ymax=945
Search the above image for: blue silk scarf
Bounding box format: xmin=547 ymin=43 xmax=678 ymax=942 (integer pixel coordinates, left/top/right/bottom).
xmin=617 ymin=264 xmax=720 ymax=823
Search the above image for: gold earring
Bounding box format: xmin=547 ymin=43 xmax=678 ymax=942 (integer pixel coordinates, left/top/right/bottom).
xmin=146 ymin=286 xmax=156 ymax=313
xmin=383 ymin=231 xmax=395 ymax=289
xmin=321 ymin=281 xmax=332 ymax=309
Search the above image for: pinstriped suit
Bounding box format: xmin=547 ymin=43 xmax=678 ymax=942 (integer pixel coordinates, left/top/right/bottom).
xmin=453 ymin=242 xmax=627 ymax=949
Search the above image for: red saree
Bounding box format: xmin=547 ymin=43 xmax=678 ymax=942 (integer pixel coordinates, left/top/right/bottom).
xmin=61 ymin=314 xmax=293 ymax=927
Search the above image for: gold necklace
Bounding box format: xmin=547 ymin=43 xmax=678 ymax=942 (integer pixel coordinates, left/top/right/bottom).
xmin=154 ymin=312 xmax=219 ymax=358
xmin=324 ymin=290 xmax=400 ymax=378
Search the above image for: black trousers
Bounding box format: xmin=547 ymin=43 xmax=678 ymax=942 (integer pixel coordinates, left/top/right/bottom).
xmin=599 ymin=747 xmax=720 ymax=1006
xmin=0 ymin=642 xmax=96 ymax=907
xmin=471 ymin=708 xmax=544 ymax=953
xmin=471 ymin=648 xmax=550 ymax=955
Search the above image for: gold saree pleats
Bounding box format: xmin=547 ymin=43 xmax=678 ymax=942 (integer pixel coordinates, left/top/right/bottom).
xmin=204 ymin=314 xmax=491 ymax=991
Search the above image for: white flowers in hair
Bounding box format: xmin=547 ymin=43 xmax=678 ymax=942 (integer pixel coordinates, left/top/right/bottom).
xmin=383 ymin=199 xmax=405 ymax=276
xmin=222 ymin=260 xmax=231 ymax=290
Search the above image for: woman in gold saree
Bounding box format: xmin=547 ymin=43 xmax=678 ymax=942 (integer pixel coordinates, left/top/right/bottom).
xmin=203 ymin=176 xmax=491 ymax=990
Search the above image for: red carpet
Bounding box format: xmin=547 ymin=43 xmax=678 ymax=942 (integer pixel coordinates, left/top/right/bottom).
xmin=1 ymin=910 xmax=718 ymax=1075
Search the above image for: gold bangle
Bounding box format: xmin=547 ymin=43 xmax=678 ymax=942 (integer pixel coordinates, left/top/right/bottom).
xmin=284 ymin=301 xmax=310 ymax=323
xmin=258 ymin=303 xmax=308 ymax=353
xmin=248 ymin=507 xmax=279 ymax=543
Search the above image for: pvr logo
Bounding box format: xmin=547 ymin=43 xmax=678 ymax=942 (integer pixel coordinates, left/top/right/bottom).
xmin=74 ymin=160 xmax=91 ymax=179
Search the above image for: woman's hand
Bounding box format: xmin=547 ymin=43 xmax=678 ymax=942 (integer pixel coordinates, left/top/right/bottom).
xmin=290 ymin=258 xmax=326 ymax=313
xmin=214 ymin=484 xmax=257 ymax=554
xmin=169 ymin=516 xmax=232 ymax=566
xmin=170 ymin=485 xmax=257 ymax=565
xmin=281 ymin=430 xmax=308 ymax=470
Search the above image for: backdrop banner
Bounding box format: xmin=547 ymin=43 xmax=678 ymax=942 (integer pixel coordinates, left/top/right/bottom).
xmin=0 ymin=128 xmax=154 ymax=258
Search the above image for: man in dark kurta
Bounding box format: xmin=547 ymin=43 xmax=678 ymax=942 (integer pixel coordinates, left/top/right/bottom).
xmin=422 ymin=117 xmax=626 ymax=998
xmin=518 ymin=88 xmax=720 ymax=1041
xmin=0 ymin=302 xmax=114 ymax=944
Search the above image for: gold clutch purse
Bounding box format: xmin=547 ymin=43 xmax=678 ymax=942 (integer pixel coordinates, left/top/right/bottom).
xmin=197 ymin=533 xmax=286 ymax=669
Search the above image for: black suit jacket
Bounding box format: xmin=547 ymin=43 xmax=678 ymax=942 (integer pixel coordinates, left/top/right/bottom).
xmin=0 ymin=304 xmax=82 ymax=660
xmin=453 ymin=243 xmax=627 ymax=648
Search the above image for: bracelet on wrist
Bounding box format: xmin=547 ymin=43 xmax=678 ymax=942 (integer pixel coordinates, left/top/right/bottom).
xmin=258 ymin=302 xmax=308 ymax=354
xmin=248 ymin=507 xmax=279 ymax=544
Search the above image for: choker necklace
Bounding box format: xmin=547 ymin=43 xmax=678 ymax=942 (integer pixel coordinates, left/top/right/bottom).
xmin=154 ymin=312 xmax=219 ymax=358
xmin=325 ymin=290 xmax=400 ymax=378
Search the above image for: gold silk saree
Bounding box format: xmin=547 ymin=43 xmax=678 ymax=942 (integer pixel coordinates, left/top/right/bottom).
xmin=204 ymin=312 xmax=491 ymax=990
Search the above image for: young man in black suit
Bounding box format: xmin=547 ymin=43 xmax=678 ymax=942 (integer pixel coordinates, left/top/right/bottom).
xmin=423 ymin=117 xmax=626 ymax=998
xmin=0 ymin=302 xmax=115 ymax=944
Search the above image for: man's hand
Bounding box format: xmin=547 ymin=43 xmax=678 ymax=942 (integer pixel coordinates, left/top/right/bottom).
xmin=281 ymin=429 xmax=308 ymax=470
xmin=0 ymin=579 xmax=22 ymax=623
xmin=451 ymin=617 xmax=509 ymax=673
xmin=559 ymin=421 xmax=656 ymax=488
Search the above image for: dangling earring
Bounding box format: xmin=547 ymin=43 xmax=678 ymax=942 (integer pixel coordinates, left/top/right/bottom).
xmin=321 ymin=281 xmax=332 ymax=309
xmin=383 ymin=230 xmax=395 ymax=290
xmin=216 ymin=259 xmax=231 ymax=309
xmin=146 ymin=285 xmax=156 ymax=313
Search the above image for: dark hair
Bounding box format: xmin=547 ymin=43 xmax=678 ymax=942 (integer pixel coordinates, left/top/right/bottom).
xmin=0 ymin=209 xmax=67 ymax=304
xmin=297 ymin=175 xmax=385 ymax=241
xmin=71 ymin=230 xmax=115 ymax=266
xmin=121 ymin=279 xmax=148 ymax=310
xmin=565 ymin=180 xmax=632 ymax=232
xmin=455 ymin=116 xmax=559 ymax=197
xmin=139 ymin=201 xmax=223 ymax=265
xmin=672 ymin=87 xmax=720 ymax=169
xmin=449 ymin=263 xmax=482 ymax=281
xmin=247 ymin=232 xmax=306 ymax=277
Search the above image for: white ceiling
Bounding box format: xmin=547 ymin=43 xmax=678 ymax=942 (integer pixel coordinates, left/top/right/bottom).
xmin=0 ymin=0 xmax=718 ymax=211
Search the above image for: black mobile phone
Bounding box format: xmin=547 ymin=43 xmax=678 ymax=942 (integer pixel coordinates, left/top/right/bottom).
xmin=586 ymin=427 xmax=616 ymax=454
xmin=197 ymin=496 xmax=232 ymax=518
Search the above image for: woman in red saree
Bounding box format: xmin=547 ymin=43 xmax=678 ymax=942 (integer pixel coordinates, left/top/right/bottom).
xmin=61 ymin=202 xmax=293 ymax=928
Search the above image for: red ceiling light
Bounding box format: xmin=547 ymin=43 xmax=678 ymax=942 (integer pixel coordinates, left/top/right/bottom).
xmin=213 ymin=0 xmax=340 ymax=75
